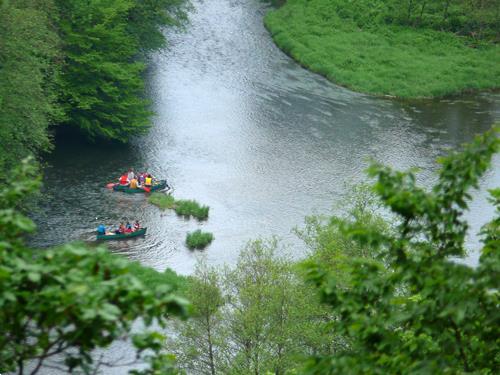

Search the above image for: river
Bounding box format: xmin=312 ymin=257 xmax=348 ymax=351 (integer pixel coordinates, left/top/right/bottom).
xmin=31 ymin=0 xmax=499 ymax=274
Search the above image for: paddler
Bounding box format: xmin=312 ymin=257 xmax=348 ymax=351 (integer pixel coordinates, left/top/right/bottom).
xmin=127 ymin=169 xmax=135 ymax=181
xmin=144 ymin=174 xmax=153 ymax=188
xmin=129 ymin=176 xmax=138 ymax=189
xmin=133 ymin=220 xmax=141 ymax=230
xmin=119 ymin=172 xmax=129 ymax=186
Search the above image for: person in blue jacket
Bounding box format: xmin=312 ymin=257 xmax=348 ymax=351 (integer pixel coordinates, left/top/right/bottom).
xmin=97 ymin=224 xmax=106 ymax=235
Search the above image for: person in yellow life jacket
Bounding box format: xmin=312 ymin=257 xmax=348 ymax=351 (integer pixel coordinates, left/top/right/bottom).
xmin=129 ymin=177 xmax=138 ymax=189
xmin=144 ymin=174 xmax=153 ymax=187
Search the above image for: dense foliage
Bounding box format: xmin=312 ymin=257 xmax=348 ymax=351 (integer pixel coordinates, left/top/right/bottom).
xmin=0 ymin=159 xmax=189 ymax=374
xmin=0 ymin=0 xmax=186 ymax=175
xmin=304 ymin=126 xmax=499 ymax=373
xmin=265 ymin=0 xmax=500 ymax=98
xmin=0 ymin=0 xmax=61 ymax=174
xmin=168 ymin=240 xmax=336 ymax=374
xmin=55 ymin=0 xmax=150 ymax=141
xmin=55 ymin=0 xmax=185 ymax=141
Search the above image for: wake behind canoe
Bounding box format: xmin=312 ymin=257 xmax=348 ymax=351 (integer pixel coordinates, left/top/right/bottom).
xmin=96 ymin=228 xmax=147 ymax=241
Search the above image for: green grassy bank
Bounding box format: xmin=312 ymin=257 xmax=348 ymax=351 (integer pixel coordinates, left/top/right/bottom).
xmin=264 ymin=0 xmax=500 ymax=99
xmin=102 ymin=251 xmax=190 ymax=296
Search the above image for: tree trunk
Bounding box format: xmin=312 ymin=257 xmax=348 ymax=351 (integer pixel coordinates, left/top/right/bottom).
xmin=205 ymin=315 xmax=216 ymax=375
xmin=418 ymin=1 xmax=427 ymax=26
xmin=407 ymin=0 xmax=414 ymax=24
xmin=17 ymin=358 xmax=24 ymax=375
xmin=443 ymin=0 xmax=452 ymax=23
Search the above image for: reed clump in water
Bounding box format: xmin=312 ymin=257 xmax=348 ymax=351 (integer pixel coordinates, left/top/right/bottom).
xmin=149 ymin=193 xmax=176 ymax=209
xmin=175 ymin=199 xmax=209 ymax=220
xmin=185 ymin=230 xmax=214 ymax=250
xmin=149 ymin=193 xmax=210 ymax=220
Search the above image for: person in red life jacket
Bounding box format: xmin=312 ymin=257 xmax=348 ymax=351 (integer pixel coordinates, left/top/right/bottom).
xmin=119 ymin=172 xmax=129 ymax=186
xmin=115 ymin=222 xmax=126 ymax=234
xmin=133 ymin=220 xmax=140 ymax=231
xmin=125 ymin=222 xmax=133 ymax=233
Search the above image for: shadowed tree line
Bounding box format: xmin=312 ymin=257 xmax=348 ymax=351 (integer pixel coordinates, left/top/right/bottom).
xmin=385 ymin=0 xmax=499 ymax=40
xmin=275 ymin=0 xmax=499 ymax=41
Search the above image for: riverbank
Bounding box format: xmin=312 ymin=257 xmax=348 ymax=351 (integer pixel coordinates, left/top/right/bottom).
xmin=103 ymin=252 xmax=190 ymax=296
xmin=264 ymin=0 xmax=500 ymax=99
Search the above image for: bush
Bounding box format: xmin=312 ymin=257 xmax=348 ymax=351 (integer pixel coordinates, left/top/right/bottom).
xmin=304 ymin=127 xmax=499 ymax=374
xmin=186 ymin=230 xmax=214 ymax=250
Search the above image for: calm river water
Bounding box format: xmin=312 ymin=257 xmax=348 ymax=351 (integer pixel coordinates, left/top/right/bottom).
xmin=31 ymin=0 xmax=499 ymax=273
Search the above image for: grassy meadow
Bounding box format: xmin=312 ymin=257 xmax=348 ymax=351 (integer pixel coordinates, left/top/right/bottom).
xmin=264 ymin=0 xmax=500 ymax=98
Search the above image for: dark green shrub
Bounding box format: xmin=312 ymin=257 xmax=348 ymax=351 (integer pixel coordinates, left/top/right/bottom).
xmin=186 ymin=230 xmax=214 ymax=250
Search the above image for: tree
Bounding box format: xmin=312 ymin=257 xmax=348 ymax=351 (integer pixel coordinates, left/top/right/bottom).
xmin=126 ymin=0 xmax=187 ymax=54
xmin=0 ymin=0 xmax=61 ymax=175
xmin=222 ymin=239 xmax=342 ymax=374
xmin=55 ymin=0 xmax=151 ymax=142
xmin=169 ymin=239 xmax=334 ymax=375
xmin=0 ymin=158 xmax=190 ymax=374
xmin=168 ymin=261 xmax=226 ymax=375
xmin=304 ymin=126 xmax=499 ymax=374
xmin=54 ymin=0 xmax=187 ymax=142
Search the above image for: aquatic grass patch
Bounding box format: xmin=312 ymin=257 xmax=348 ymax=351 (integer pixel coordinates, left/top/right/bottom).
xmin=186 ymin=230 xmax=214 ymax=250
xmin=264 ymin=0 xmax=500 ymax=98
xmin=175 ymin=199 xmax=209 ymax=220
xmin=149 ymin=193 xmax=210 ymax=220
xmin=149 ymin=192 xmax=176 ymax=209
